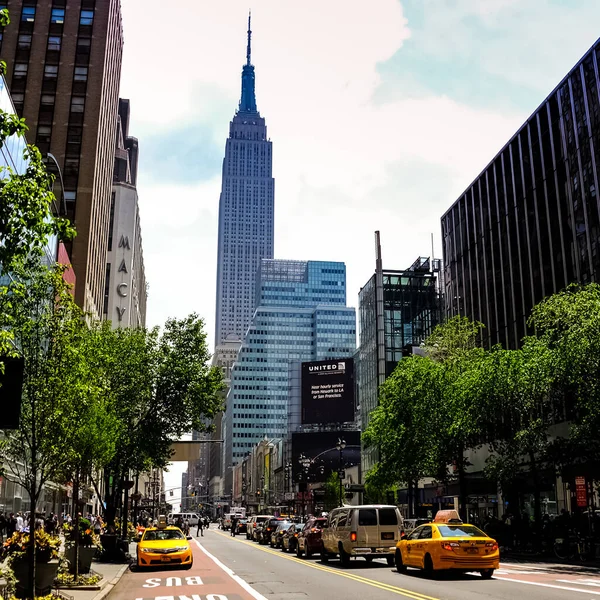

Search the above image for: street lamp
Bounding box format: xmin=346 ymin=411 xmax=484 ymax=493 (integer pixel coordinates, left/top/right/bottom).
xmin=336 ymin=438 xmax=346 ymax=507
xmin=284 ymin=461 xmax=293 ymax=514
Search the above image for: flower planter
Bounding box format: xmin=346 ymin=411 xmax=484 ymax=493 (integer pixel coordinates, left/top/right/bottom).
xmin=64 ymin=546 xmax=97 ymax=574
xmin=12 ymin=559 xmax=59 ymax=598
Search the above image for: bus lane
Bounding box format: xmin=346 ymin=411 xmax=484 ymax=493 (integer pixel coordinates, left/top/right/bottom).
xmin=107 ymin=538 xmax=265 ymax=600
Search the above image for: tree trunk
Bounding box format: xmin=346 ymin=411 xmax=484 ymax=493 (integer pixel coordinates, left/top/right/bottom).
xmin=73 ymin=471 xmax=80 ymax=583
xmin=28 ymin=484 xmax=36 ymax=600
xmin=457 ymin=454 xmax=468 ymax=522
xmin=529 ymin=452 xmax=542 ymax=551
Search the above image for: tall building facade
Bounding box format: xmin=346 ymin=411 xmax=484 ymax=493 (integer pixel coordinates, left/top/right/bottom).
xmin=1 ymin=0 xmax=124 ymax=319
xmin=214 ymin=15 xmax=275 ymax=347
xmin=223 ymin=260 xmax=357 ymax=472
xmin=442 ymin=38 xmax=600 ymax=349
xmin=104 ymin=98 xmax=147 ymax=328
xmin=358 ymin=235 xmax=441 ymax=475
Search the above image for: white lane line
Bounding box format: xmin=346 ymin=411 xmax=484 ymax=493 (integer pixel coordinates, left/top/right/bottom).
xmin=495 ymin=575 xmax=600 ymax=596
xmin=557 ymin=580 xmax=600 ymax=588
xmin=193 ymin=538 xmax=268 ymax=600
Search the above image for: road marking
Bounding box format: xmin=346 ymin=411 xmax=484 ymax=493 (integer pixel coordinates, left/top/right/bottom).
xmin=495 ymin=576 xmax=600 ymax=596
xmin=557 ymin=580 xmax=600 ymax=588
xmin=208 ymin=530 xmax=439 ymax=600
xmin=193 ymin=539 xmax=268 ymax=600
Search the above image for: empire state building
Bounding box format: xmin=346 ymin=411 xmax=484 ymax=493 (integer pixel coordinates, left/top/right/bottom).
xmin=214 ymin=15 xmax=275 ymax=347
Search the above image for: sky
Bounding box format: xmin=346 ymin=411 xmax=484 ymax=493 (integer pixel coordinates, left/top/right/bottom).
xmin=119 ymin=0 xmax=600 ymax=498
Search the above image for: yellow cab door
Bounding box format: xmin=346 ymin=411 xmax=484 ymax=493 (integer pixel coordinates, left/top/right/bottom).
xmin=413 ymin=525 xmax=433 ymax=567
xmin=403 ymin=526 xmax=424 ymax=567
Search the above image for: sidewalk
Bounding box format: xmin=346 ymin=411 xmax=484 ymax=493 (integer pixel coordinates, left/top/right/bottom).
xmin=58 ymin=542 xmax=136 ymax=600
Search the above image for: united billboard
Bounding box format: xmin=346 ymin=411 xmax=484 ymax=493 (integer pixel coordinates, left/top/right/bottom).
xmin=301 ymin=358 xmax=355 ymax=425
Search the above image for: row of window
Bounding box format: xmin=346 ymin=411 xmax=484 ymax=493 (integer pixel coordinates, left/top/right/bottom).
xmin=18 ymin=5 xmax=93 ymax=26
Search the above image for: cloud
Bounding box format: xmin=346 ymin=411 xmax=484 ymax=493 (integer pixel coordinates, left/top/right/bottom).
xmin=119 ymin=0 xmax=600 ymax=345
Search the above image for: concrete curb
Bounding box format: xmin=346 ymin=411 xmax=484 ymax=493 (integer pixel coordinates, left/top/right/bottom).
xmin=90 ymin=564 xmax=129 ymax=600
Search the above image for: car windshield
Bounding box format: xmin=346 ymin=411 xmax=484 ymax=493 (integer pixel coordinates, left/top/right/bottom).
xmin=277 ymin=521 xmax=291 ymax=530
xmin=295 ymin=524 xmax=303 ymax=531
xmin=143 ymin=529 xmax=185 ymax=541
xmin=437 ymin=525 xmax=487 ymax=538
xmin=314 ymin=518 xmax=327 ymax=527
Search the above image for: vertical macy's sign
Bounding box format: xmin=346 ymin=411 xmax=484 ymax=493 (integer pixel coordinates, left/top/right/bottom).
xmin=116 ymin=234 xmax=130 ymax=322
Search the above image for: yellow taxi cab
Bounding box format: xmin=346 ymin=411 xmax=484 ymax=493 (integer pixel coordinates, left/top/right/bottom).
xmin=394 ymin=510 xmax=499 ymax=579
xmin=137 ymin=515 xmax=193 ymax=569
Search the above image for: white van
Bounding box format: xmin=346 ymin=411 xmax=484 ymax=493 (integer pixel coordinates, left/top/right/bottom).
xmin=167 ymin=512 xmax=200 ymax=526
xmin=321 ymin=505 xmax=404 ymax=567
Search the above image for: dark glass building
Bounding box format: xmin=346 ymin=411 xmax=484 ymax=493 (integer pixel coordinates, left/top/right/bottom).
xmin=442 ymin=39 xmax=600 ymax=349
xmin=358 ymin=235 xmax=442 ymax=474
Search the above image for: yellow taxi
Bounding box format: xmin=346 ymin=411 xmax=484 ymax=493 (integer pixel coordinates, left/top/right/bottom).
xmin=394 ymin=510 xmax=499 ymax=579
xmin=137 ymin=517 xmax=193 ymax=569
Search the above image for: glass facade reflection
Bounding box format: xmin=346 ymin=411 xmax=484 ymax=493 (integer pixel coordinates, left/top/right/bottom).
xmin=224 ymin=260 xmax=356 ymax=468
xmin=442 ymin=40 xmax=600 ymax=349
xmin=359 ymin=258 xmax=441 ymax=474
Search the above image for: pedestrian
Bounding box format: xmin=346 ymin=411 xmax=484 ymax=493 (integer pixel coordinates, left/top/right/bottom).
xmin=196 ymin=518 xmax=204 ymax=537
xmin=204 ymin=516 xmax=209 ymax=529
xmin=16 ymin=512 xmax=23 ymax=532
xmin=0 ymin=512 xmax=6 ymax=542
xmin=183 ymin=517 xmax=190 ymax=535
xmin=6 ymin=513 xmax=16 ymax=536
xmin=93 ymin=515 xmax=102 ymax=535
xmin=231 ymin=516 xmax=238 ymax=537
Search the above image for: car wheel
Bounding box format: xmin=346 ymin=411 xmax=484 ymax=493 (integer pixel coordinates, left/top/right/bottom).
xmin=386 ymin=556 xmax=394 ymax=567
xmin=320 ymin=551 xmax=329 ymax=563
xmin=395 ymin=550 xmax=407 ymax=573
xmin=365 ymin=556 xmax=373 ymax=563
xmin=423 ymin=554 xmax=434 ymax=577
xmin=296 ymin=544 xmax=303 ymax=558
xmin=339 ymin=544 xmax=351 ymax=567
xmin=306 ymin=548 xmax=312 ymax=559
xmin=183 ymin=563 xmax=193 ymax=570
xmin=480 ymin=569 xmax=494 ymax=579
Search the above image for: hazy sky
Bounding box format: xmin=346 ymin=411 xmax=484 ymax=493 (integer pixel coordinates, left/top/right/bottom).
xmin=119 ymin=0 xmax=600 ymax=498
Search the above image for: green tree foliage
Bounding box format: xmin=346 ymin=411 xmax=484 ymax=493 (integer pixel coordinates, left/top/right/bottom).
xmin=323 ymin=473 xmax=340 ymax=511
xmin=0 ymin=261 xmax=98 ymax=593
xmin=94 ymin=315 xmax=224 ymax=527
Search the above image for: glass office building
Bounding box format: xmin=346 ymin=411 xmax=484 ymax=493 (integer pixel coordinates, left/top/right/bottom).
xmin=359 ymin=256 xmax=441 ymax=474
xmin=442 ymin=38 xmax=600 ymax=349
xmin=224 ymin=260 xmax=356 ymax=467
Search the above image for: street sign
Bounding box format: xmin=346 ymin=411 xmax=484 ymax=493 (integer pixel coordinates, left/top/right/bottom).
xmin=338 ymin=469 xmax=345 ymax=480
xmin=575 ymin=476 xmax=587 ymax=507
xmin=284 ymin=492 xmax=294 ymax=501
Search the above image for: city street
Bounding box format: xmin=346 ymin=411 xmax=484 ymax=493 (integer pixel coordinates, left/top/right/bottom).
xmin=107 ymin=529 xmax=600 ymax=600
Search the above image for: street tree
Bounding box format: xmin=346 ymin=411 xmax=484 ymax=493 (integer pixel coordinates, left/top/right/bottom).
xmin=0 ymin=261 xmax=94 ymax=594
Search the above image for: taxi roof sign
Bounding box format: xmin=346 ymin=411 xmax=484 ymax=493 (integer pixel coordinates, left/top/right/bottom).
xmin=433 ymin=510 xmax=463 ymax=524
xmin=156 ymin=515 xmax=168 ymax=529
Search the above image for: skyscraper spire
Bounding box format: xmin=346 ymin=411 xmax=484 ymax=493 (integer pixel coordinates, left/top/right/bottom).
xmin=246 ymin=11 xmax=252 ymax=66
xmin=239 ymin=12 xmax=257 ymax=113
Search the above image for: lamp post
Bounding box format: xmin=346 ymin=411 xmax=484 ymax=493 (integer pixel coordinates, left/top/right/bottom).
xmin=298 ymin=454 xmax=311 ymax=517
xmin=284 ymin=461 xmax=292 ymax=515
xmin=336 ymin=438 xmax=346 ymax=507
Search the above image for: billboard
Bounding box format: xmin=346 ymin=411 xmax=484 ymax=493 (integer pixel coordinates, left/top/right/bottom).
xmin=291 ymin=431 xmax=361 ymax=484
xmin=301 ymin=358 xmax=355 ymax=424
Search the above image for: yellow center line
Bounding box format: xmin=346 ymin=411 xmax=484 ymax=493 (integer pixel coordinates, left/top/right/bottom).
xmin=208 ymin=530 xmax=439 ymax=600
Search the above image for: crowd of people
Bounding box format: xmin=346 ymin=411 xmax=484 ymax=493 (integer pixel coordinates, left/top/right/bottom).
xmin=0 ymin=511 xmax=109 ymax=541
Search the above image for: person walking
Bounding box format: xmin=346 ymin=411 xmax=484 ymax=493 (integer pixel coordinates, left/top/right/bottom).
xmin=183 ymin=517 xmax=190 ymax=536
xmin=231 ymin=516 xmax=238 ymax=537
xmin=196 ymin=517 xmax=204 ymax=537
xmin=16 ymin=512 xmax=23 ymax=532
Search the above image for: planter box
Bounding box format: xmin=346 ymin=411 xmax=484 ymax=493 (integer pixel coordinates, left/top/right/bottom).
xmin=12 ymin=559 xmax=59 ymax=598
xmin=64 ymin=546 xmax=97 ymax=574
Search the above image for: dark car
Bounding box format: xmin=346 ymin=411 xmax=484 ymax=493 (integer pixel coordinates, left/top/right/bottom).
xmin=258 ymin=518 xmax=282 ymax=545
xmin=282 ymin=523 xmax=304 ymax=553
xmin=236 ymin=519 xmax=248 ymax=535
xmin=296 ymin=517 xmax=327 ymax=558
xmin=270 ymin=521 xmax=291 ymax=548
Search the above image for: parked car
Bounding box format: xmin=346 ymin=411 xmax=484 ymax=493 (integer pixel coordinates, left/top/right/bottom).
xmin=270 ymin=521 xmax=292 ymax=548
xmin=282 ymin=522 xmax=304 ymax=553
xmin=258 ymin=517 xmax=283 ymax=545
xmin=236 ymin=518 xmax=248 ymax=535
xmin=247 ymin=515 xmax=273 ymax=541
xmin=321 ymin=504 xmax=404 ymax=567
xmin=296 ymin=517 xmax=328 ymax=558
xmin=402 ymin=518 xmax=429 ymax=535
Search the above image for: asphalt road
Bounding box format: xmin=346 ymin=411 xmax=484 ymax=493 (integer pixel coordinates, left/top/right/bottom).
xmin=107 ymin=527 xmax=600 ymax=600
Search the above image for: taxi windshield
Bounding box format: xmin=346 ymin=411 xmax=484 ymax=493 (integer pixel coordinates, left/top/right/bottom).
xmin=143 ymin=530 xmax=185 ymax=541
xmin=437 ymin=525 xmax=487 ymax=538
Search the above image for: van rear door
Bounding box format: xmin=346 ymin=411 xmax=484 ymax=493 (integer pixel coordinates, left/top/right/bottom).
xmin=357 ymin=508 xmax=378 ymax=547
xmin=377 ymin=507 xmax=400 ymax=547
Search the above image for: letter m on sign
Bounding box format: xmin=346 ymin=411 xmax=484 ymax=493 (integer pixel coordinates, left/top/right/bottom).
xmin=119 ymin=235 xmax=131 ymax=250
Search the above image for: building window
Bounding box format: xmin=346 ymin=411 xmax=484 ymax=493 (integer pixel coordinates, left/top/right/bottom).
xmin=51 ymin=8 xmax=65 ymax=23
xmin=107 ymin=192 xmax=116 ymax=251
xmin=40 ymin=94 xmax=55 ymax=105
xmin=80 ymin=10 xmax=94 ymax=25
xmin=21 ymin=6 xmax=35 ymax=22
xmin=48 ymin=36 xmax=61 ymax=51
xmin=64 ymin=191 xmax=76 ymax=203
xmin=13 ymin=63 xmax=28 ymax=79
xmin=70 ymin=96 xmax=85 ymax=113
xmin=73 ymin=66 xmax=88 ymax=81
xmin=43 ymin=65 xmax=58 ymax=79
xmin=17 ymin=34 xmax=31 ymax=49
xmin=103 ymin=263 xmax=111 ymax=315
xmin=37 ymin=125 xmax=51 ymax=143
